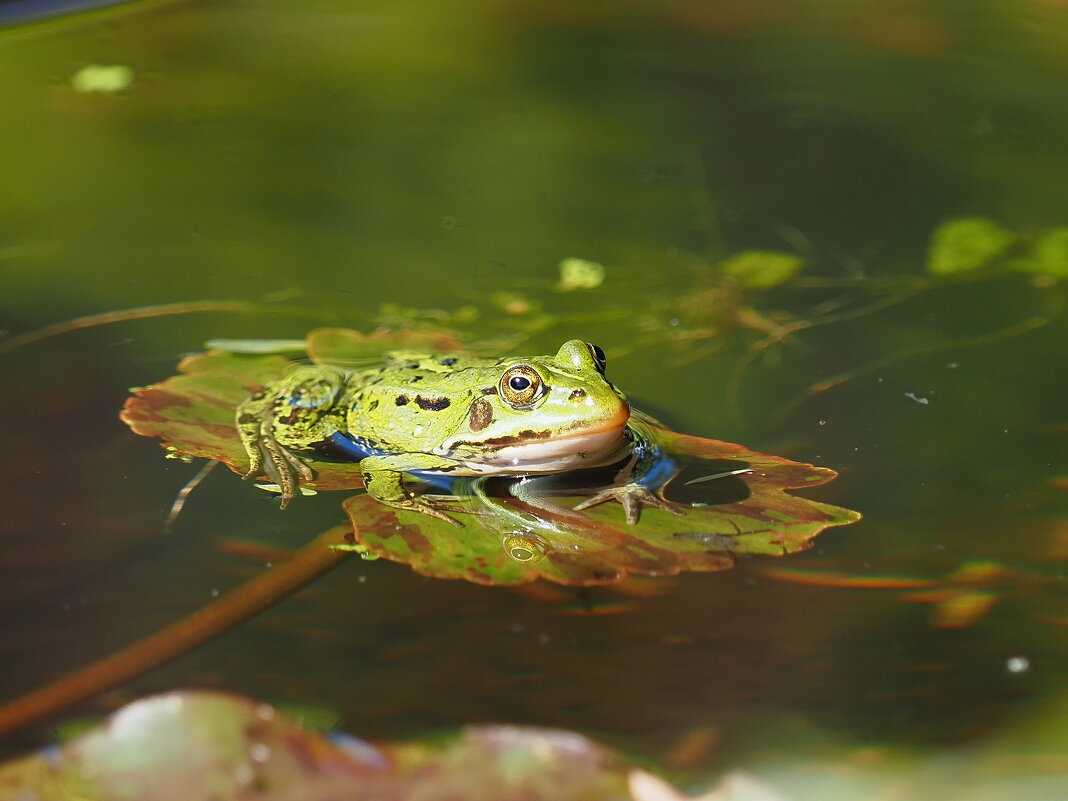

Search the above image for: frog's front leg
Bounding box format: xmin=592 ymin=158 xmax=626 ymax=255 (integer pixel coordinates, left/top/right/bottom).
xmin=235 ymin=368 xmax=345 ymax=509
xmin=572 ymin=424 xmax=686 ymax=524
xmin=358 ymin=453 xmax=470 ymax=526
xmin=573 ymin=483 xmax=684 ymax=525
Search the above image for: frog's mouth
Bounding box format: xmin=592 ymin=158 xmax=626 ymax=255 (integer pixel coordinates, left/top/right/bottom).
xmin=450 ymin=407 xmax=631 ymax=474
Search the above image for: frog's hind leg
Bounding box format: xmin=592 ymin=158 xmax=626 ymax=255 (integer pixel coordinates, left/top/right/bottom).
xmin=248 ymin=415 xmax=314 ymax=510
xmin=237 ymin=399 xmax=313 ymax=510
xmin=235 ymin=368 xmax=345 ymax=509
xmin=236 ymin=389 xmax=271 ymax=480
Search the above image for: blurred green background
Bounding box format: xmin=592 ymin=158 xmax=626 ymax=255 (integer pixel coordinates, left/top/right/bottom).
xmin=1 ymin=1 xmax=1066 ymax=797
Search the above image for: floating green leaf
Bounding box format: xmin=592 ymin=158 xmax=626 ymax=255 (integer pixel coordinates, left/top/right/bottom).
xmin=122 ymin=329 xmax=860 ymax=587
xmin=557 ymin=257 xmax=606 ymax=291
xmin=70 ymin=63 xmax=134 ymax=94
xmin=716 ymin=250 xmax=804 ymax=288
xmin=926 ymin=217 xmax=1015 ymax=275
xmin=1013 ymin=227 xmax=1068 ymax=279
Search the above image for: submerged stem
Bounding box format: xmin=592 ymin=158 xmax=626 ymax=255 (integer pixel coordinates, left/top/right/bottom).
xmin=770 ymin=314 xmax=1052 ymax=426
xmin=725 ymin=287 xmax=925 ymax=423
xmin=0 ymin=523 xmax=354 ymax=739
xmin=0 ymin=300 xmax=311 ymax=355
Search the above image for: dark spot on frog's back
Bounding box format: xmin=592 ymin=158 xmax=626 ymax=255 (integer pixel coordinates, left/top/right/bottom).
xmin=440 ymin=357 xmax=458 ymax=366
xmin=468 ymin=397 xmax=493 ymax=432
xmin=415 ymin=395 xmax=450 ymax=411
xmin=395 ymin=394 xmax=409 ymax=406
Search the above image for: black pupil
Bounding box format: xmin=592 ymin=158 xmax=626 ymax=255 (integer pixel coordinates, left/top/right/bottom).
xmin=509 ymin=375 xmax=531 ymax=391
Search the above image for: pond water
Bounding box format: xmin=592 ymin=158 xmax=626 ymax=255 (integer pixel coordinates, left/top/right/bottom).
xmin=1 ymin=1 xmax=1066 ymax=797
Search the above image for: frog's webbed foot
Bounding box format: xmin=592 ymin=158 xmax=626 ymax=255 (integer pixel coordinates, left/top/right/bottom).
xmin=243 ymin=434 xmax=314 ymax=510
xmin=573 ymin=484 xmax=684 ymax=525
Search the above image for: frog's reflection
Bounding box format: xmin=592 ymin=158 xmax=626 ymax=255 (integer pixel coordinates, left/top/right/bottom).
xmin=455 ymin=452 xmax=753 ymax=562
xmin=501 ymin=534 xmax=549 ymax=563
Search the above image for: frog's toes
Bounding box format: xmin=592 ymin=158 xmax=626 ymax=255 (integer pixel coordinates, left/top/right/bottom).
xmin=240 ymin=449 xmax=263 ymax=481
xmin=279 ymin=449 xmax=314 ymax=481
xmin=248 ymin=442 xmax=315 ymax=510
xmin=574 ymin=484 xmax=684 ymax=525
xmin=277 ymin=487 xmax=296 ymax=511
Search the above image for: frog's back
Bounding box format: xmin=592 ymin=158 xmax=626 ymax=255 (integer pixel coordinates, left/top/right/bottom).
xmin=343 ymin=352 xmax=500 ymax=451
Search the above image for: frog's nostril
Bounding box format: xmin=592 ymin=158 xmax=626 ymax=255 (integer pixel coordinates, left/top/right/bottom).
xmin=568 ymin=388 xmax=587 ymax=401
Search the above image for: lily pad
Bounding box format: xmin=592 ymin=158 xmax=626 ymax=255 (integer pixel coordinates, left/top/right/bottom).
xmin=122 ymin=328 xmax=860 ymax=586
xmin=344 ymin=425 xmax=858 ymax=585
xmin=926 ymin=217 xmax=1015 ymax=275
xmin=716 ymin=250 xmax=804 ymax=288
xmin=1013 ymin=227 xmax=1068 ymax=279
xmin=4 ymin=690 xmax=731 ymax=801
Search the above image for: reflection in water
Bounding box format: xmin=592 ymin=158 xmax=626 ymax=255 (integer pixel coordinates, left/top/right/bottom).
xmin=502 ymin=534 xmax=548 ymax=563
xmin=466 ymin=429 xmax=760 ymax=562
xmin=475 ymin=466 xmax=753 ymax=563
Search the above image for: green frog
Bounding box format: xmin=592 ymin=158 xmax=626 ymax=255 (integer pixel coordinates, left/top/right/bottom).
xmin=236 ymin=340 xmax=680 ymax=525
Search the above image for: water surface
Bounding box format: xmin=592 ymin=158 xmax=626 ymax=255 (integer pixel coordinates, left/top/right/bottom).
xmin=1 ymin=1 xmax=1066 ymax=796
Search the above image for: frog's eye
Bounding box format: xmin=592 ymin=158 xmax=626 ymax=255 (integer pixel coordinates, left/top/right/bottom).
xmin=585 ymin=342 xmax=607 ymax=375
xmin=499 ymin=365 xmax=544 ymax=408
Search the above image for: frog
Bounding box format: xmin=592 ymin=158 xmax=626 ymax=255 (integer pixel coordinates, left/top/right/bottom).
xmin=235 ymin=339 xmax=681 ymax=525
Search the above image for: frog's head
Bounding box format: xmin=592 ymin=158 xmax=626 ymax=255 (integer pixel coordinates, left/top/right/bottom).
xmin=446 ymin=340 xmax=631 ymax=471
